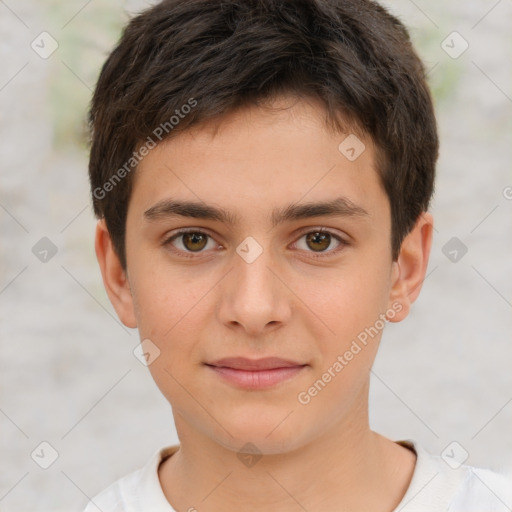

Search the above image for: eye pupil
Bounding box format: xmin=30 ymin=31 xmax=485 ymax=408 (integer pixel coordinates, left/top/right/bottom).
xmin=306 ymin=232 xmax=331 ymax=252
xmin=183 ymin=232 xmax=207 ymax=251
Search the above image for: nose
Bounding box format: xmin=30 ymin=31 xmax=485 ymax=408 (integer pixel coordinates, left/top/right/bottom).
xmin=216 ymin=244 xmax=292 ymax=337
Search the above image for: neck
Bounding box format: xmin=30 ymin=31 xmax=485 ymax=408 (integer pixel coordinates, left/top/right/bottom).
xmin=159 ymin=403 xmax=416 ymax=511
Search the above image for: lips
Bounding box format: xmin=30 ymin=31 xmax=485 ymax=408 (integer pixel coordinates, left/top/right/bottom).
xmin=207 ymin=357 xmax=304 ymax=370
xmin=205 ymin=357 xmax=307 ymax=389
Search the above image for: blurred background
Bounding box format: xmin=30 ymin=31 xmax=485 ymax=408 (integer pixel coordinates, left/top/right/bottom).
xmin=0 ymin=0 xmax=511 ymax=510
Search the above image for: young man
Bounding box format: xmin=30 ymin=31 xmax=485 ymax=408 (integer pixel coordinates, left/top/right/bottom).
xmin=85 ymin=0 xmax=510 ymax=510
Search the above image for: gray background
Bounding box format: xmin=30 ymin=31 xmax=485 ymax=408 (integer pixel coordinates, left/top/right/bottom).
xmin=1 ymin=0 xmax=511 ymax=510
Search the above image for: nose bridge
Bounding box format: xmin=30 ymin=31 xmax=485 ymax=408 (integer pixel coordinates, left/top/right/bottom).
xmin=217 ymin=238 xmax=290 ymax=333
xmin=233 ymin=243 xmax=279 ymax=310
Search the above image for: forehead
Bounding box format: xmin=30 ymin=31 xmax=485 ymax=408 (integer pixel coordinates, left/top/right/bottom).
xmin=130 ymin=96 xmax=388 ymax=224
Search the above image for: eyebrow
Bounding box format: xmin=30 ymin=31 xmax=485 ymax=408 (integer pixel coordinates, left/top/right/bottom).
xmin=143 ymin=196 xmax=369 ymax=228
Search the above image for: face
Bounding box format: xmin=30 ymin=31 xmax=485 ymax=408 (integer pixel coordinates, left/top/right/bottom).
xmin=98 ymin=95 xmax=431 ymax=455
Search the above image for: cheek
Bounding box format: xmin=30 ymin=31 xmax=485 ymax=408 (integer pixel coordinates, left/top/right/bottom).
xmin=296 ymin=261 xmax=392 ymax=344
xmin=130 ymin=260 xmax=208 ymax=339
xmin=130 ymin=268 xmax=211 ymax=403
xmin=293 ymin=270 xmax=390 ymax=422
xmin=129 ymin=262 xmax=222 ymax=397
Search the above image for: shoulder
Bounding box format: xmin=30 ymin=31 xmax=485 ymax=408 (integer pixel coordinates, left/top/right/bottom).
xmin=83 ymin=445 xmax=179 ymax=512
xmin=448 ymin=466 xmax=512 ymax=512
xmin=394 ymin=440 xmax=512 ymax=512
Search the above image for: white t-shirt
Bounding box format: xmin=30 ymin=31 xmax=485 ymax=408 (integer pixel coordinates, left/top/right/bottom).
xmin=83 ymin=440 xmax=512 ymax=511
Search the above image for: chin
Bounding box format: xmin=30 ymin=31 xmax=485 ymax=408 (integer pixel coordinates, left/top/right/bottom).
xmin=209 ymin=411 xmax=312 ymax=457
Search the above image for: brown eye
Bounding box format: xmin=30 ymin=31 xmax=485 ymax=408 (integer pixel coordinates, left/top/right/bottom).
xmin=165 ymin=230 xmax=217 ymax=254
xmin=182 ymin=232 xmax=208 ymax=251
xmin=305 ymin=231 xmax=332 ymax=252
xmin=293 ymin=229 xmax=345 ymax=256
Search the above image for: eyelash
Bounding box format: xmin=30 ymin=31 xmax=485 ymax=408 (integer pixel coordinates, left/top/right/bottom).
xmin=162 ymin=227 xmax=349 ymax=259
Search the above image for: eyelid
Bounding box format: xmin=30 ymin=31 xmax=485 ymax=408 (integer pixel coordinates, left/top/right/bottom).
xmin=293 ymin=225 xmax=349 ymax=242
xmin=162 ymin=228 xmax=223 ymax=255
xmin=162 ymin=226 xmax=349 ymax=258
xmin=290 ymin=226 xmax=349 ymax=257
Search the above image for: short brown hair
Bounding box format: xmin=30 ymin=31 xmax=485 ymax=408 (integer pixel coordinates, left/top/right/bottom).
xmin=88 ymin=0 xmax=438 ymax=268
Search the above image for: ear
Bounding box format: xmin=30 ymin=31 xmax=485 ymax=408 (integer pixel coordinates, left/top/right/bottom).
xmin=387 ymin=212 xmax=434 ymax=322
xmin=95 ymin=219 xmax=137 ymax=328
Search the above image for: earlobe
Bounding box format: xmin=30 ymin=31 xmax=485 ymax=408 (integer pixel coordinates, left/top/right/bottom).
xmin=387 ymin=212 xmax=434 ymax=323
xmin=94 ymin=220 xmax=137 ymax=328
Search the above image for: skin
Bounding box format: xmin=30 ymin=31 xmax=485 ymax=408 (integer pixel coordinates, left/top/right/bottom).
xmin=96 ymin=95 xmax=433 ymax=512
